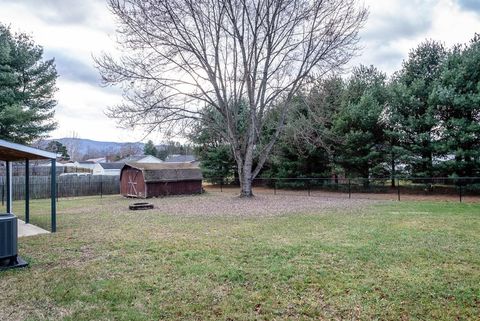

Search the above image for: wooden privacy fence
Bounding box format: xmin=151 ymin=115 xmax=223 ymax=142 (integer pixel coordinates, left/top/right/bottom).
xmin=0 ymin=165 xmax=92 ymax=177
xmin=0 ymin=175 xmax=120 ymax=201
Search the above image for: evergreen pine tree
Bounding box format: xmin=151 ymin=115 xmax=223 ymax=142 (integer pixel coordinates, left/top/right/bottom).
xmin=389 ymin=41 xmax=447 ymax=177
xmin=431 ymin=35 xmax=480 ymax=177
xmin=143 ymin=140 xmax=158 ymax=156
xmin=0 ymin=24 xmax=58 ymax=143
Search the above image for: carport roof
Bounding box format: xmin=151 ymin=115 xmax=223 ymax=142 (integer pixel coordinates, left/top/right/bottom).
xmin=0 ymin=139 xmax=57 ymax=161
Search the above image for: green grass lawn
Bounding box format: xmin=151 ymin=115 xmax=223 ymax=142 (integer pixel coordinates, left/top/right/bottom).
xmin=1 ymin=194 xmax=479 ymax=320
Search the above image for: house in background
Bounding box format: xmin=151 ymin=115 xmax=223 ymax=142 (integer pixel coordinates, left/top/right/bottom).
xmin=93 ymin=162 xmax=125 ymax=176
xmin=85 ymin=157 xmax=107 ymax=163
xmin=118 ymin=155 xmax=163 ymax=164
xmin=75 ymin=161 xmax=96 ymax=171
xmin=164 ymin=154 xmax=197 ymax=164
xmin=61 ymin=161 xmax=78 ymax=167
xmin=36 ymin=160 xmax=64 ymax=167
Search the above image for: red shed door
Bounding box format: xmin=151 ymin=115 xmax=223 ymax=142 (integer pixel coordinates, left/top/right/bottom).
xmin=127 ymin=170 xmax=140 ymax=197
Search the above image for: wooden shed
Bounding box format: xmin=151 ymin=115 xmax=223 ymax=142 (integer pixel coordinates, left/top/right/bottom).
xmin=120 ymin=163 xmax=203 ymax=198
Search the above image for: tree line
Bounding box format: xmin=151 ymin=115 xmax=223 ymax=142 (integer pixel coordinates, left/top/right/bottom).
xmin=192 ymin=37 xmax=480 ymax=183
xmin=143 ymin=140 xmax=193 ymax=161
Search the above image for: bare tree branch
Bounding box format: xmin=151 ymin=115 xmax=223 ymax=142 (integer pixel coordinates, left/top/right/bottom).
xmin=96 ymin=0 xmax=367 ymax=196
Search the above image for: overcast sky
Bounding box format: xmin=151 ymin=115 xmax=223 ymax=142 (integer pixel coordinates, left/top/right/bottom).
xmin=0 ymin=0 xmax=479 ymax=143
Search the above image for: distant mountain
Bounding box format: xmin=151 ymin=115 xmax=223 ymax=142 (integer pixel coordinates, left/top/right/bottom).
xmin=39 ymin=138 xmax=146 ymax=160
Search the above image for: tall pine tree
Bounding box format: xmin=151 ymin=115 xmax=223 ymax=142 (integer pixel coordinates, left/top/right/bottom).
xmin=431 ymin=35 xmax=480 ymax=177
xmin=0 ymin=24 xmax=57 ymax=144
xmin=266 ymin=76 xmax=344 ymax=180
xmin=143 ymin=140 xmax=158 ymax=156
xmin=333 ymin=65 xmax=389 ymax=180
xmin=389 ymin=41 xmax=447 ymax=177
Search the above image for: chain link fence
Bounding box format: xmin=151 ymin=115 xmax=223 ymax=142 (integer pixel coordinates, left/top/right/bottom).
xmin=204 ymin=177 xmax=480 ymax=202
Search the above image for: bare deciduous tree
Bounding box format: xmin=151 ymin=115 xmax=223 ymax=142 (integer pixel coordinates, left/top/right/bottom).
xmin=64 ymin=131 xmax=80 ymax=161
xmin=96 ymin=0 xmax=367 ymax=197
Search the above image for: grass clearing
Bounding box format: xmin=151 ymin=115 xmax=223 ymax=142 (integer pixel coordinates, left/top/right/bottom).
xmin=1 ymin=193 xmax=479 ymax=320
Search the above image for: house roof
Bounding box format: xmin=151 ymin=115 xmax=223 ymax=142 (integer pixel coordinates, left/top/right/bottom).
xmin=117 ymin=155 xmax=163 ymax=164
xmin=0 ymin=139 xmax=57 ymax=161
xmin=164 ymin=154 xmax=196 ymax=163
xmin=118 ymin=155 xmax=144 ymax=163
xmin=37 ymin=161 xmax=64 ymax=167
xmin=85 ymin=157 xmax=106 ymax=163
xmin=121 ymin=162 xmax=203 ymax=182
xmin=98 ymin=162 xmax=124 ymax=170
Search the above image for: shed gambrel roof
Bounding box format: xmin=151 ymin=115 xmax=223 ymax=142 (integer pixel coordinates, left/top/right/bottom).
xmin=121 ymin=162 xmax=203 ymax=182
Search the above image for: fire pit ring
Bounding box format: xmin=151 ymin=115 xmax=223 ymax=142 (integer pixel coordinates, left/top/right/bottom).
xmin=129 ymin=202 xmax=154 ymax=210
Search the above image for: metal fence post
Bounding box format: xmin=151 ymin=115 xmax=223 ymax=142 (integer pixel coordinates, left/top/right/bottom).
xmin=274 ymin=180 xmax=276 ymax=195
xmin=459 ymin=183 xmax=462 ymax=203
xmin=220 ymin=177 xmax=223 ymax=192
xmin=348 ymin=179 xmax=351 ymax=199
xmin=397 ymin=178 xmax=401 ymax=201
xmin=307 ymin=179 xmax=310 ymax=196
xmin=100 ymin=178 xmax=103 ymax=198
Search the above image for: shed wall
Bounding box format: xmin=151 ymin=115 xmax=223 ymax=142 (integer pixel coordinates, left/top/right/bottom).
xmin=146 ymin=180 xmax=202 ymax=197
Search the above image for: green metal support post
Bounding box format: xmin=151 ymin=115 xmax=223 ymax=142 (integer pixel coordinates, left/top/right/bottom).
xmin=6 ymin=160 xmax=12 ymax=213
xmin=25 ymin=159 xmax=29 ymax=223
xmin=51 ymin=159 xmax=56 ymax=232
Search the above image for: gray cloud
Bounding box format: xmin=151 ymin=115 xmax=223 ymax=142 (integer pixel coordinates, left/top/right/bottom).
xmin=48 ymin=51 xmax=100 ymax=85
xmin=362 ymin=1 xmax=435 ymax=43
xmin=350 ymin=0 xmax=438 ymax=75
xmin=362 ymin=17 xmax=432 ymax=44
xmin=370 ymin=50 xmax=405 ymax=67
xmin=458 ymin=0 xmax=480 ymax=12
xmin=350 ymin=43 xmax=405 ymax=75
xmin=2 ymin=0 xmax=93 ymax=25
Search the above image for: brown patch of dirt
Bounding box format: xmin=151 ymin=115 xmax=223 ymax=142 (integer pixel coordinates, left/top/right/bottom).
xmin=204 ymin=186 xmax=480 ymax=203
xmin=143 ymin=190 xmax=380 ymax=217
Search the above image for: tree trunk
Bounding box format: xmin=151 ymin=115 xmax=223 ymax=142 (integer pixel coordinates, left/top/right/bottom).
xmin=420 ymin=150 xmax=433 ymax=182
xmin=362 ymin=167 xmax=370 ymax=188
xmin=240 ymin=173 xmax=253 ymax=197
xmin=231 ymin=149 xmax=255 ymax=197
xmin=390 ymin=152 xmax=395 ymax=188
xmin=239 ymin=143 xmax=255 ymax=198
